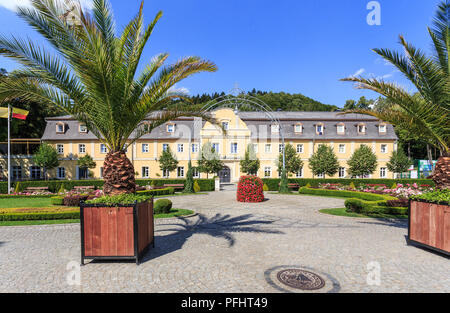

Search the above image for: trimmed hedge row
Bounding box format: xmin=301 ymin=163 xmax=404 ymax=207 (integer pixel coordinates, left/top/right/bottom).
xmin=262 ymin=178 xmax=434 ymax=191
xmin=298 ymin=187 xmax=396 ymax=201
xmin=0 ymin=194 xmax=54 ymax=199
xmin=136 ymin=187 xmax=175 ymax=197
xmin=0 ymin=211 xmax=80 ymax=221
xmin=0 ymin=178 xmax=215 ymax=194
xmin=344 ymin=199 xmax=407 ymax=216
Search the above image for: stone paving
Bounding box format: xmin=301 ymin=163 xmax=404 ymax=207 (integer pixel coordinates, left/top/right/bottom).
xmin=0 ymin=187 xmax=449 ymax=293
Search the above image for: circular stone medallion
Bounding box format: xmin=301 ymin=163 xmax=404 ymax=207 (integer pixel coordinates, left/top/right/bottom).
xmin=276 ymin=269 xmax=325 ymax=290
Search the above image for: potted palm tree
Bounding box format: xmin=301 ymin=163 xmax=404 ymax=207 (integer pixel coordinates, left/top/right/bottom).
xmin=341 ymin=1 xmax=450 ymax=255
xmin=0 ymin=0 xmax=218 ymax=264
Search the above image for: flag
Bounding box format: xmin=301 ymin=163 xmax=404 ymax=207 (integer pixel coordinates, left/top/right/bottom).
xmin=0 ymin=107 xmax=8 ymax=119
xmin=12 ymin=107 xmax=29 ymax=120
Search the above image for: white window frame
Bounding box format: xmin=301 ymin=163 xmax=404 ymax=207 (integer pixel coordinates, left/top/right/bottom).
xmin=337 ymin=124 xmax=345 ymax=134
xmin=379 ymin=124 xmax=387 ymax=133
xmin=100 ymin=167 xmax=104 ymax=179
xmin=162 ymin=169 xmax=170 ymax=178
xmin=264 ymin=167 xmax=272 ymax=178
xmin=142 ymin=166 xmax=149 ymax=178
xmin=167 ymin=124 xmax=175 ymax=133
xmin=316 ymin=173 xmax=325 ymax=178
xmin=265 ymin=144 xmax=272 ymax=153
xmin=338 ymin=144 xmax=346 ymax=154
xmin=57 ymin=144 xmax=64 ymax=155
xmin=57 ymin=167 xmax=66 ymax=179
xmin=316 ymin=124 xmax=324 ymax=135
xmin=192 ymin=167 xmax=200 ymax=178
xmin=142 ymin=144 xmax=149 ymax=153
xmin=231 ymin=143 xmax=238 ymax=154
xmin=380 ymin=167 xmax=387 ymax=178
xmin=56 ymin=123 xmax=65 ymax=133
xmin=177 ymin=166 xmax=185 ymax=178
xmin=294 ymin=124 xmax=302 ymax=133
xmin=79 ymin=144 xmax=86 ymax=154
xmin=358 ymin=124 xmax=366 ymax=134
xmin=212 ymin=143 xmax=220 ymax=153
xmin=279 ymin=144 xmax=284 ymax=153
xmin=100 ymin=144 xmax=108 ymax=154
xmin=296 ymin=144 xmax=303 ymax=153
xmin=192 ymin=144 xmax=199 ymax=153
xmin=296 ymin=168 xmax=303 ymax=178
xmin=177 ymin=144 xmax=184 ymax=153
xmin=381 ymin=144 xmax=388 ymax=154
xmin=339 ymin=167 xmax=346 ymax=178
xmin=79 ymin=124 xmax=88 ymax=133
xmin=12 ymin=166 xmax=22 ymax=180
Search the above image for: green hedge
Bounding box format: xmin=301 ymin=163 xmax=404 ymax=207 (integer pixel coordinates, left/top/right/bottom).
xmin=154 ymin=199 xmax=173 ymax=214
xmin=0 ymin=211 xmax=80 ymax=221
xmin=136 ymin=187 xmax=175 ymax=197
xmin=0 ymin=178 xmax=215 ymax=194
xmin=299 ymin=187 xmax=396 ymax=201
xmin=262 ymin=178 xmax=434 ymax=191
xmin=0 ymin=194 xmax=55 ymax=199
xmin=51 ymin=196 xmax=64 ymax=205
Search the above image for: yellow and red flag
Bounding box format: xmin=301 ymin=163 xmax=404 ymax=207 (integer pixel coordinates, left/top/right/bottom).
xmin=12 ymin=107 xmax=29 ymax=120
xmin=0 ymin=107 xmax=8 ymax=118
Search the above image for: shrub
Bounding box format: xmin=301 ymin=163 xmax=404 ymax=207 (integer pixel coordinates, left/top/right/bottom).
xmin=305 ymin=183 xmax=311 ymax=188
xmin=0 ymin=211 xmax=79 ymax=221
xmin=349 ymin=182 xmax=356 ymax=190
xmin=391 ymin=183 xmax=398 ymax=189
xmin=237 ymin=176 xmax=264 ymax=203
xmin=193 ymin=181 xmax=201 ymax=193
xmin=154 ymin=199 xmax=172 ymax=214
xmin=299 ymin=187 xmax=395 ymax=201
xmin=386 ymin=199 xmax=409 ymax=208
xmin=410 ymin=189 xmax=450 ymax=204
xmin=58 ymin=184 xmax=66 ymax=194
xmin=136 ymin=187 xmax=175 ymax=197
xmin=64 ymin=195 xmax=89 ymax=207
xmin=51 ymin=196 xmax=64 ymax=206
xmin=14 ymin=182 xmax=23 ymax=194
xmin=86 ymin=194 xmax=153 ymax=205
xmin=263 ymin=183 xmax=269 ymax=191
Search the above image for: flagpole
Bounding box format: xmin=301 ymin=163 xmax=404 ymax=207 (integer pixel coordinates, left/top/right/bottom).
xmin=7 ymin=104 xmax=11 ymax=195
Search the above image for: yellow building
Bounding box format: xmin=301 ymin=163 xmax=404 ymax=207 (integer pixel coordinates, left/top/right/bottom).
xmin=23 ymin=108 xmax=398 ymax=183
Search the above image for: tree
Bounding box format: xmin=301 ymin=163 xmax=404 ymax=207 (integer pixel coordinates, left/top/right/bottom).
xmin=184 ymin=160 xmax=194 ymax=193
xmin=77 ymin=154 xmax=96 ymax=179
xmin=197 ymin=142 xmax=224 ymax=178
xmin=240 ymin=144 xmax=260 ymax=175
xmin=308 ymin=144 xmax=339 ymax=178
xmin=276 ymin=144 xmax=303 ymax=176
xmin=341 ymin=1 xmax=450 ymax=188
xmin=159 ymin=147 xmax=178 ymax=177
xmin=0 ymin=0 xmax=218 ymax=195
xmin=347 ymin=145 xmax=378 ymax=178
xmin=33 ymin=143 xmax=59 ymax=180
xmin=387 ymin=148 xmax=412 ymax=176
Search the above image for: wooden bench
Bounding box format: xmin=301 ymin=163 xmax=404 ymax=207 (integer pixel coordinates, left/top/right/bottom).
xmin=73 ymin=186 xmax=95 ymax=192
xmin=278 ymin=183 xmax=300 ymax=190
xmin=163 ymin=184 xmax=185 ymax=191
xmin=25 ymin=187 xmax=49 ymax=192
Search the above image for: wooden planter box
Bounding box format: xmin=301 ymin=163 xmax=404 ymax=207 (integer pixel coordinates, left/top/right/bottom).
xmin=408 ymin=200 xmax=450 ymax=256
xmin=80 ymin=199 xmax=154 ymax=265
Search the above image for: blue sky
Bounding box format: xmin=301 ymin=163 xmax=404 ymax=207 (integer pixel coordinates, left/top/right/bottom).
xmin=0 ymin=0 xmax=443 ymax=107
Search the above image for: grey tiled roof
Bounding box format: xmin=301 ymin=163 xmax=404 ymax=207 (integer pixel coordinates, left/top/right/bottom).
xmin=42 ymin=111 xmax=397 ymax=141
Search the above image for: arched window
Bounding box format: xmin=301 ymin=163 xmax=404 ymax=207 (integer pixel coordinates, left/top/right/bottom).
xmin=56 ymin=122 xmax=65 ymax=133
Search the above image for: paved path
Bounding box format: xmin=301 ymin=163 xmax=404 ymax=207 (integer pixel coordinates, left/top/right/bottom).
xmin=0 ymin=189 xmax=449 ymax=293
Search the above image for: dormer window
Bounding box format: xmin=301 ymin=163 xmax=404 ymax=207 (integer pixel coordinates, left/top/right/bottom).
xmin=222 ymin=121 xmax=229 ymax=130
xmin=379 ymin=124 xmax=387 ymax=134
xmin=294 ymin=123 xmax=302 ymax=133
xmin=337 ymin=123 xmax=345 ymax=134
xmin=357 ymin=123 xmax=366 ymax=134
xmin=316 ymin=123 xmax=324 ymax=135
xmin=79 ymin=123 xmax=87 ymax=133
xmin=271 ymin=124 xmax=280 ymax=133
xmin=56 ymin=122 xmax=65 ymax=133
xmin=167 ymin=124 xmax=175 ymax=133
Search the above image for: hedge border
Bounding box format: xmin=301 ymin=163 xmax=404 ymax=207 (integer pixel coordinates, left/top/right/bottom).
xmin=0 ymin=211 xmax=80 ymax=221
xmin=298 ymin=187 xmax=396 ymax=201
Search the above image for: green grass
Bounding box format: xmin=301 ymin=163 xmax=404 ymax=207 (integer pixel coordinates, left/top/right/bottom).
xmin=154 ymin=209 xmax=195 ymax=219
xmin=154 ymin=192 xmax=207 ymax=198
xmin=0 ymin=197 xmax=55 ymax=209
xmin=319 ymin=207 xmax=408 ymax=219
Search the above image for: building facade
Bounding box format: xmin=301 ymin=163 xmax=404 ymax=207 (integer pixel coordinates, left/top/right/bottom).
xmin=24 ymin=108 xmax=397 ymax=182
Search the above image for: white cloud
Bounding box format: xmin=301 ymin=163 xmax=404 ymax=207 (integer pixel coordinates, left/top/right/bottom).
xmin=169 ymin=85 xmax=190 ymax=95
xmin=350 ymin=68 xmax=365 ymax=77
xmin=0 ymin=0 xmax=92 ymax=12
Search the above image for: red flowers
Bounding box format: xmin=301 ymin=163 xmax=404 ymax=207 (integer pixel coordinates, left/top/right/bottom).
xmin=237 ymin=176 xmax=264 ymax=203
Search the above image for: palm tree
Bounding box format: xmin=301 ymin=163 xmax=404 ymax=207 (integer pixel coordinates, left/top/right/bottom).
xmin=0 ymin=0 xmax=218 ymax=194
xmin=341 ymin=1 xmax=450 ymax=189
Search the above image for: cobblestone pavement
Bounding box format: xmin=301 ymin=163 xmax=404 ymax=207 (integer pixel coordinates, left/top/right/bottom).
xmin=0 ymin=188 xmax=449 ymax=293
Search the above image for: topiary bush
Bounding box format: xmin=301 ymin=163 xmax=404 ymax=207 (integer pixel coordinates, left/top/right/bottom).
xmin=154 ymin=199 xmax=172 ymax=214
xmin=237 ymin=176 xmax=264 ymax=203
xmin=51 ymin=196 xmax=64 ymax=206
xmin=193 ymin=181 xmax=201 ymax=193
xmin=263 ymin=183 xmax=269 ymax=192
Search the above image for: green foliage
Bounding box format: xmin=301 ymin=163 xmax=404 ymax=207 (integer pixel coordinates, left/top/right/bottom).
xmin=349 ymin=182 xmax=356 ymax=190
xmin=277 ymin=144 xmax=303 ymax=175
xmin=240 ymin=144 xmax=260 ymax=175
xmin=86 ymin=194 xmax=153 ymax=205
xmin=33 ymin=143 xmax=59 ymax=179
xmin=263 ymin=183 xmax=269 ymax=191
xmin=197 ymin=142 xmax=224 ymax=178
xmin=279 ymin=168 xmax=290 ymax=194
xmin=184 ymin=161 xmax=194 ymax=193
xmin=308 ymin=144 xmax=339 ymax=177
xmin=344 ymin=199 xmax=407 ymax=216
xmin=14 ymin=181 xmax=22 ymax=193
xmin=77 ymin=154 xmax=96 ymax=170
xmin=299 ymin=187 xmax=395 ymax=201
xmin=391 ymin=183 xmax=398 ymax=189
xmin=387 ymin=149 xmax=412 ymax=174
xmin=0 ymin=211 xmax=79 ymax=221
xmin=347 ymin=145 xmax=378 ymax=177
xmin=58 ymin=184 xmax=66 ymax=194
xmin=136 ymin=187 xmax=175 ymax=197
xmin=410 ymin=189 xmax=450 ymax=204
xmin=154 ymin=199 xmax=172 ymax=214
xmin=50 ymin=196 xmax=64 ymax=206
xmin=193 ymin=181 xmax=201 ymax=193
xmin=159 ymin=147 xmax=178 ymax=175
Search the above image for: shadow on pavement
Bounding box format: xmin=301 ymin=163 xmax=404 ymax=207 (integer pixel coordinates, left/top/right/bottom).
xmin=141 ymin=213 xmax=284 ymax=263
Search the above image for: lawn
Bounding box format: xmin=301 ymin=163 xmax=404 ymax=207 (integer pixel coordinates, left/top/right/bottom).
xmin=0 ymin=197 xmax=57 ymax=209
xmin=319 ymin=207 xmax=408 ymax=219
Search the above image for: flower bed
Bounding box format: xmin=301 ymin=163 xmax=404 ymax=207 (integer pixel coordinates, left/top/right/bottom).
xmin=237 ymin=176 xmax=264 ymax=203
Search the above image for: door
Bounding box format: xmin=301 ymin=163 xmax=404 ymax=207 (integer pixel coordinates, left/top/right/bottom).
xmin=218 ymin=166 xmax=231 ymax=183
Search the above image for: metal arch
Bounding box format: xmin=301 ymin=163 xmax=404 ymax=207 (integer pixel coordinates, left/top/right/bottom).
xmin=200 ymin=91 xmax=286 ymax=171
